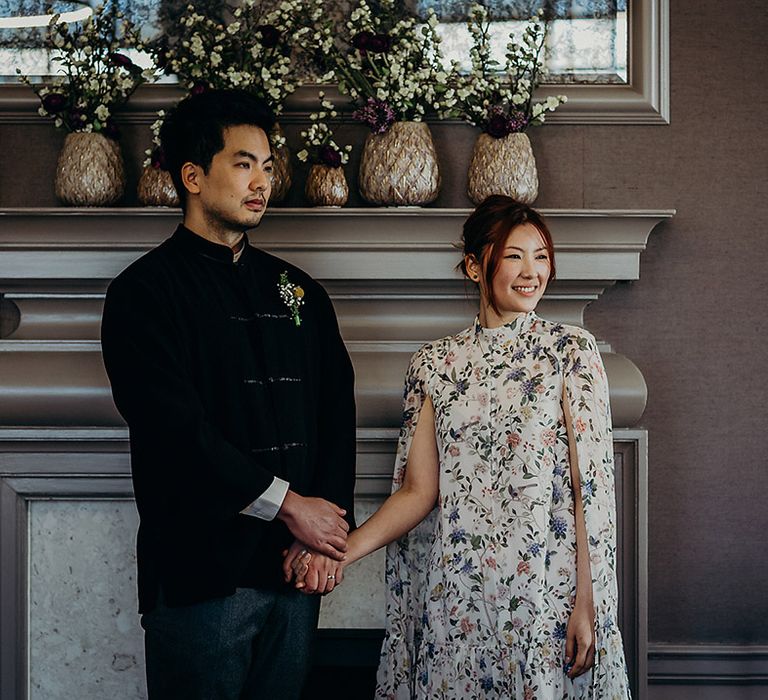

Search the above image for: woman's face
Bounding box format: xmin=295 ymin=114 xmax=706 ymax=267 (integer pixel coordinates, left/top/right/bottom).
xmin=470 ymin=222 xmax=552 ymax=325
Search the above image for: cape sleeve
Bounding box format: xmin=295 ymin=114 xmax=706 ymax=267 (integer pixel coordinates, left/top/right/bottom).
xmin=377 ymin=345 xmax=438 ymax=698
xmin=562 ymin=331 xmax=631 ymax=694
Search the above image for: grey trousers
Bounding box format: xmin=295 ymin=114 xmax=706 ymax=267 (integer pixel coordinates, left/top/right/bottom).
xmin=141 ymin=587 xmax=321 ymax=700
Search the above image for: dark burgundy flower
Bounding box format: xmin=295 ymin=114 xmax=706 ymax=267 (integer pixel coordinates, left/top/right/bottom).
xmin=318 ymin=145 xmax=342 ymax=168
xmin=66 ymin=108 xmax=86 ymax=128
xmin=109 ymin=52 xmax=134 ymax=69
xmin=486 ymin=111 xmax=511 ymax=138
xmin=190 ymin=82 xmax=208 ymax=96
xmin=352 ymin=31 xmax=374 ymax=51
xmin=42 ymin=92 xmax=66 ymax=113
xmin=257 ymin=24 xmax=281 ymax=49
xmin=150 ymin=146 xmax=167 ymax=170
xmin=102 ymin=119 xmax=121 ymax=141
xmin=367 ymin=33 xmax=391 ymax=54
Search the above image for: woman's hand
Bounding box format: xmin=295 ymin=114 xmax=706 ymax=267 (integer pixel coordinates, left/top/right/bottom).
xmin=564 ymin=597 xmax=595 ymax=679
xmin=282 ymin=540 xmax=344 ymax=594
xmin=296 ymin=551 xmax=345 ymax=595
xmin=282 ymin=540 xmax=312 ymax=584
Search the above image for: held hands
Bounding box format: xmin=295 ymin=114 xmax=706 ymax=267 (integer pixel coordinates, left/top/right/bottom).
xmin=564 ymin=596 xmax=596 ymax=679
xmin=282 ymin=540 xmax=344 ymax=595
xmin=277 ymin=491 xmax=349 ymax=561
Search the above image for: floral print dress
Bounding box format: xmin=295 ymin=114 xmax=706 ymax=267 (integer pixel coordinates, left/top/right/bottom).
xmin=376 ymin=312 xmax=630 ymax=699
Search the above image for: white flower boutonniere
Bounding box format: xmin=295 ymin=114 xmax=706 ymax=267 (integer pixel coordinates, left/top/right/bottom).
xmin=278 ymin=271 xmax=305 ymax=327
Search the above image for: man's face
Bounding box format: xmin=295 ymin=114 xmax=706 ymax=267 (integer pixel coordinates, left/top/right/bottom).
xmin=194 ymin=124 xmax=273 ymax=233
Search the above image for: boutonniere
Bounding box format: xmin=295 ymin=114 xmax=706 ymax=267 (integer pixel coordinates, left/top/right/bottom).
xmin=278 ymin=271 xmax=305 ymax=327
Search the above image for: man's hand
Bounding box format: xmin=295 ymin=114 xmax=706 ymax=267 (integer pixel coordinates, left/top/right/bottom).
xmin=276 ymin=490 xmax=349 ymax=561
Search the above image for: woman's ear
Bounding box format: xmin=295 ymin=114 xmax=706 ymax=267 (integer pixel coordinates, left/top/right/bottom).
xmin=465 ymin=254 xmax=481 ymax=282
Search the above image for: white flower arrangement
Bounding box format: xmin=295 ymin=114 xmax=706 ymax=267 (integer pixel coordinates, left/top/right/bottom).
xmin=16 ymin=1 xmax=154 ymax=139
xmin=142 ymin=110 xmax=167 ymax=169
xmin=311 ymin=0 xmax=458 ymax=133
xmin=164 ymin=0 xmax=321 ymax=117
xmin=455 ymin=3 xmax=567 ymax=136
xmin=296 ymin=92 xmax=352 ymax=168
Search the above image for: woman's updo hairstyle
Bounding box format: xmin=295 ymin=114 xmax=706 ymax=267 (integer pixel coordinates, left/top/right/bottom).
xmin=458 ymin=195 xmax=556 ymax=314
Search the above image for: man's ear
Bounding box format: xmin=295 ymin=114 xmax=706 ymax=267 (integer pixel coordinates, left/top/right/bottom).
xmin=180 ymin=162 xmax=202 ymax=195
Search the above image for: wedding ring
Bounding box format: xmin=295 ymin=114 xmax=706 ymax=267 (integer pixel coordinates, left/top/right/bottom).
xmin=327 ymin=574 xmax=335 ymax=580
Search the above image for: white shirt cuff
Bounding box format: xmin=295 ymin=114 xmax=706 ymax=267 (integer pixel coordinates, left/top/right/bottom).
xmin=239 ymin=477 xmax=290 ymax=521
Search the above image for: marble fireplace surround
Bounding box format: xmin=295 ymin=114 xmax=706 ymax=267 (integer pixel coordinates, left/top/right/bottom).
xmin=0 ymin=207 xmax=672 ymax=699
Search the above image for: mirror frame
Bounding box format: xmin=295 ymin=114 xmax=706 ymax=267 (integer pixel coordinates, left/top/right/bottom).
xmin=0 ymin=0 xmax=668 ymax=125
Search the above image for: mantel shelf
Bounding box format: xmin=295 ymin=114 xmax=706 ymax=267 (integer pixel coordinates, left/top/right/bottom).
xmin=0 ymin=207 xmax=674 ymax=283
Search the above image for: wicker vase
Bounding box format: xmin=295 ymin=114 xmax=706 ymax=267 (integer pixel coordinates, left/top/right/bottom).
xmin=55 ymin=132 xmax=125 ymax=206
xmin=358 ymin=121 xmax=441 ymax=206
xmin=137 ymin=165 xmax=179 ymax=207
xmin=467 ymin=131 xmax=538 ymax=205
xmin=269 ymin=122 xmax=292 ymax=203
xmin=305 ymin=164 xmax=348 ymax=207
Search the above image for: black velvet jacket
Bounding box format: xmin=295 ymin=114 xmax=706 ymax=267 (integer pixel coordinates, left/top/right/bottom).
xmin=101 ymin=225 xmax=356 ymax=612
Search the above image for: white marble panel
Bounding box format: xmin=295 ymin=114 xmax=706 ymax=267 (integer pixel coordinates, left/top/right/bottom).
xmin=319 ymin=498 xmax=387 ymax=629
xmin=28 ymin=500 xmax=146 ymax=700
xmin=26 ymin=496 xmax=390 ymax=699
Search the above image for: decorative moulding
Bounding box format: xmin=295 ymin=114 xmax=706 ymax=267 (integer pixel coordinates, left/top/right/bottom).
xmin=0 ymin=207 xmax=672 ymax=428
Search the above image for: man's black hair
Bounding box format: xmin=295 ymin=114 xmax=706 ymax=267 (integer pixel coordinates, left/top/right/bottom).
xmin=160 ymin=88 xmax=276 ymax=212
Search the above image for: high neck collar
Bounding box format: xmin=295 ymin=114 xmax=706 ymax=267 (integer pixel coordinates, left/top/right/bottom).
xmin=474 ymin=311 xmax=536 ymax=343
xmin=171 ymin=224 xmax=249 ymax=264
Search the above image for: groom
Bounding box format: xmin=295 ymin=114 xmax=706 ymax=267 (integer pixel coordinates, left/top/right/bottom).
xmin=101 ymin=89 xmax=356 ymax=699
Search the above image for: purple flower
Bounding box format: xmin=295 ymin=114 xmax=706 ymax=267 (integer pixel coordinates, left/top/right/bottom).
xmin=554 ymin=621 xmax=567 ymax=640
xmin=480 ymin=676 xmax=494 ymax=691
xmin=351 ymin=97 xmax=396 ymax=134
xmin=257 ymin=24 xmax=281 ymax=48
xmin=190 ymin=82 xmax=208 ymax=96
xmin=318 ymin=144 xmax=342 ymax=168
xmin=507 ymin=109 xmax=529 ymax=133
xmin=367 ymin=33 xmax=392 ymax=54
xmin=352 ymin=31 xmax=374 ymax=51
xmin=42 ymin=92 xmax=66 ymax=113
xmin=109 ymin=52 xmax=134 ymax=69
xmin=150 ymin=146 xmax=167 ymax=170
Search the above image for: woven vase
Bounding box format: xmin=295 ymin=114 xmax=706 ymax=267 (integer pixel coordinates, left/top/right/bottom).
xmin=137 ymin=165 xmax=179 ymax=207
xmin=269 ymin=122 xmax=292 ymax=203
xmin=305 ymin=164 xmax=348 ymax=207
xmin=359 ymin=121 xmax=441 ymax=206
xmin=55 ymin=132 xmax=125 ymax=206
xmin=467 ymin=131 xmax=538 ymax=205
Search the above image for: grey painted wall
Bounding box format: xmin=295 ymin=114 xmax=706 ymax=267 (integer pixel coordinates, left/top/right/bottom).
xmin=0 ymin=0 xmax=766 ymax=651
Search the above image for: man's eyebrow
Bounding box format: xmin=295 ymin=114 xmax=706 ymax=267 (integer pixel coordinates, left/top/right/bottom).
xmin=234 ymin=150 xmax=274 ymax=164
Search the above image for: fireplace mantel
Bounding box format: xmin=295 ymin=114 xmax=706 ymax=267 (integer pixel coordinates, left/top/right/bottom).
xmin=0 ymin=207 xmax=672 ymax=431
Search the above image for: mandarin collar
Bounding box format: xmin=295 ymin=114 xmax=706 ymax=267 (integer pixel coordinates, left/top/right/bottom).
xmin=474 ymin=311 xmax=537 ymax=344
xmin=171 ymin=224 xmax=249 ymax=265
